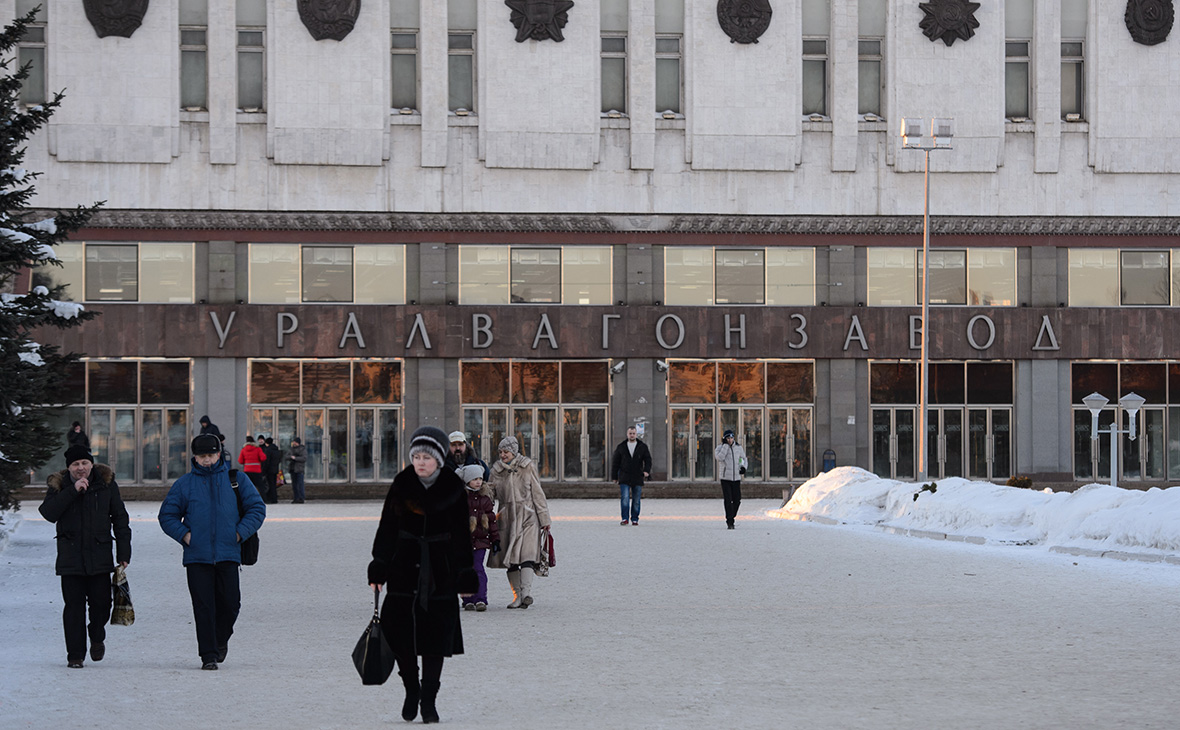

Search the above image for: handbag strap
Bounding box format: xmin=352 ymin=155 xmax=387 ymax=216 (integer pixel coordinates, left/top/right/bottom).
xmin=372 ymin=586 xmax=381 ymax=619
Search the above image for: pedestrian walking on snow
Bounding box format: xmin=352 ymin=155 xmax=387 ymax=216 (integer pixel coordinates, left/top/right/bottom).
xmin=159 ymin=434 xmax=265 ymax=670
xmin=457 ymin=464 xmax=500 ymax=612
xmin=368 ymin=426 xmax=477 ymax=724
xmin=714 ymin=429 xmax=748 ymax=529
xmin=39 ymin=445 xmax=131 ymax=668
xmin=487 ymin=436 xmax=551 ymax=609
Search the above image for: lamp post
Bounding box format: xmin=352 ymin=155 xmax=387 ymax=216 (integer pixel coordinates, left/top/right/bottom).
xmin=1082 ymin=392 xmax=1146 ymax=488
xmin=900 ymin=117 xmax=954 ymax=482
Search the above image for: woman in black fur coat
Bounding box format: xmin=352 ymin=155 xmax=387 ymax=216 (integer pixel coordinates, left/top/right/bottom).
xmin=368 ymin=426 xmax=477 ymax=724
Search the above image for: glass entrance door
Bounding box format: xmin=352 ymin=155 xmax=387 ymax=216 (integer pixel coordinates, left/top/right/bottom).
xmin=768 ymin=408 xmax=813 ymax=480
xmin=353 ymin=407 xmax=401 ymax=482
xmin=967 ymin=408 xmax=1011 ymax=481
xmin=511 ymin=407 xmax=558 ymax=479
xmin=925 ymin=408 xmax=964 ymax=479
xmin=561 ymin=407 xmax=608 ymax=480
xmin=670 ymin=407 xmax=716 ymax=480
xmin=1126 ymin=407 xmax=1165 ymax=481
xmin=872 ymin=408 xmax=915 ymax=479
xmin=88 ymin=408 xmax=138 ymax=480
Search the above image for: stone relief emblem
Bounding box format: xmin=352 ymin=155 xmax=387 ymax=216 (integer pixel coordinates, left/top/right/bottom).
xmin=297 ymin=0 xmax=361 ymax=42
xmin=1125 ymin=0 xmax=1174 ymax=45
xmin=918 ymin=0 xmax=981 ymax=46
xmin=505 ymin=0 xmax=575 ymax=43
xmin=717 ymin=0 xmax=773 ymax=44
xmin=82 ymin=0 xmax=150 ymax=39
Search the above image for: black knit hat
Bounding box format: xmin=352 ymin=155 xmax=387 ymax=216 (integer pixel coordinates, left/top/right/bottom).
xmin=408 ymin=426 xmax=449 ymax=465
xmin=64 ymin=444 xmax=93 ymax=466
xmin=191 ymin=434 xmax=222 ymax=456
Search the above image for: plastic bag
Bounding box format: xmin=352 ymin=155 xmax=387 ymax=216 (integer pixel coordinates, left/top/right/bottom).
xmin=111 ymin=566 xmax=135 ymax=626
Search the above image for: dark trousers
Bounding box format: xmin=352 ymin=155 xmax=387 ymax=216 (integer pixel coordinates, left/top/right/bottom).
xmin=185 ymin=562 xmax=241 ymax=662
xmin=61 ymin=573 xmax=111 ymax=661
xmin=396 ymin=652 xmax=444 ymax=685
xmin=721 ymin=479 xmax=742 ymax=526
xmin=290 ymin=471 xmax=305 ymax=502
xmin=263 ymin=471 xmax=279 ymax=503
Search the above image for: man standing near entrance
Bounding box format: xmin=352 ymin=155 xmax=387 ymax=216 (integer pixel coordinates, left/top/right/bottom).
xmin=610 ymin=426 xmax=652 ymax=526
xmin=714 ymin=429 xmax=747 ymax=529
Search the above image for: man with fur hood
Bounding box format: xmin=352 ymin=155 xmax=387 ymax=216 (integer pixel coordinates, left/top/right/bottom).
xmin=456 ymin=464 xmax=500 ymax=611
xmin=40 ymin=444 xmax=132 ymax=668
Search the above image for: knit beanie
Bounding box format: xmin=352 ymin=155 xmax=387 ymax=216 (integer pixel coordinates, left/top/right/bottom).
xmin=191 ymin=434 xmax=222 ymax=455
xmin=498 ymin=435 xmax=520 ymax=456
xmin=455 ymin=464 xmax=484 ymax=486
xmin=408 ymin=426 xmax=449 ymax=466
xmin=64 ymin=444 xmax=94 ymax=466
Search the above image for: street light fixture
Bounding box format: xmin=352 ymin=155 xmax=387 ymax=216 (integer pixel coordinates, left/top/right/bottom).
xmin=1082 ymin=391 xmax=1145 ymax=488
xmin=900 ymin=117 xmax=954 ymax=481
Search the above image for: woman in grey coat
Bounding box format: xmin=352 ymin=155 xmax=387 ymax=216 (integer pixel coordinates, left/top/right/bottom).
xmin=486 ymin=436 xmax=551 ymax=608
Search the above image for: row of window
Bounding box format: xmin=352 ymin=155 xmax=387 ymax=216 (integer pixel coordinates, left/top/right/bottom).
xmin=15 ymin=0 xmax=1087 ymax=123
xmin=34 ymin=243 xmax=1180 ymax=308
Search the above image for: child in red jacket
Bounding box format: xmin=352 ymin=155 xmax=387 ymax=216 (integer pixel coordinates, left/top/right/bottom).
xmin=456 ymin=465 xmax=499 ymax=611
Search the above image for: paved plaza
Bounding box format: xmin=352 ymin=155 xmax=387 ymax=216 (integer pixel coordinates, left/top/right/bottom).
xmin=2 ymin=498 xmax=1178 ymax=729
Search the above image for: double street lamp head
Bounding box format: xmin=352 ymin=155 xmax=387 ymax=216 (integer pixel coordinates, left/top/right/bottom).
xmin=901 ymin=117 xmax=955 ymax=150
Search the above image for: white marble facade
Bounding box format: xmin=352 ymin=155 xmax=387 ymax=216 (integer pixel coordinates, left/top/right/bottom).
xmin=7 ymin=0 xmax=1180 ymax=218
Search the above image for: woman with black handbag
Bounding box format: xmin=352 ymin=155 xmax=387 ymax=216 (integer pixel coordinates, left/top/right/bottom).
xmin=368 ymin=426 xmax=477 ymax=724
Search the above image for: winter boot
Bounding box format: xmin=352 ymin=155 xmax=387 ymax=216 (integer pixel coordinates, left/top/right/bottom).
xmin=399 ymin=671 xmax=420 ymax=722
xmin=506 ymin=570 xmax=523 ymax=608
xmin=519 ymin=569 xmax=534 ymax=609
xmin=419 ymin=680 xmax=440 ymax=724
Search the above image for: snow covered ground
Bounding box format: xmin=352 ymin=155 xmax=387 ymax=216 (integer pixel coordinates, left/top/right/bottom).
xmin=775 ymin=467 xmax=1180 ymax=560
xmin=3 ymin=496 xmax=1180 ymax=729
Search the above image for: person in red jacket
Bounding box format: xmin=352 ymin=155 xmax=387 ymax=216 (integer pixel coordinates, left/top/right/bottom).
xmin=237 ymin=435 xmax=267 ymax=496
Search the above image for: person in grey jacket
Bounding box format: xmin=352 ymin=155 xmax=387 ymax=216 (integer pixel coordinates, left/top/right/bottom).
xmin=714 ymin=429 xmax=748 ymax=529
xmin=287 ymin=437 xmax=307 ymax=503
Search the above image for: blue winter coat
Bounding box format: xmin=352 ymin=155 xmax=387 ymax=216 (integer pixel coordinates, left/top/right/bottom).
xmin=158 ymin=457 xmax=265 ymax=565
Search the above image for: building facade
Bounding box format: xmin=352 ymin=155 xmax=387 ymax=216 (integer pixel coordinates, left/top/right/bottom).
xmin=17 ymin=0 xmax=1180 ymax=491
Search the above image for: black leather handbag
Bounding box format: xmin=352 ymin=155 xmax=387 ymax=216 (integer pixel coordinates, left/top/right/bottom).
xmin=232 ymin=475 xmax=260 ymax=566
xmin=353 ymin=587 xmax=396 ymax=685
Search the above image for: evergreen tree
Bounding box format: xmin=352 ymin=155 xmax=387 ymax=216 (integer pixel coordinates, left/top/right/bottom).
xmin=0 ymin=8 xmax=101 ymax=519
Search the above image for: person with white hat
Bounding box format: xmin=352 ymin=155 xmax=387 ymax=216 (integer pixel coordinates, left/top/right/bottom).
xmin=444 ymin=429 xmax=488 ymax=480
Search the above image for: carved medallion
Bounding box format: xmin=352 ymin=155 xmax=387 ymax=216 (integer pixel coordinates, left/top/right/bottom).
xmin=717 ymin=0 xmax=773 ymax=44
xmin=918 ymin=0 xmax=981 ymax=46
xmin=82 ymin=0 xmax=150 ymax=39
xmin=505 ymin=0 xmax=575 ymax=43
xmin=1125 ymin=0 xmax=1174 ymax=45
xmin=298 ymin=0 xmax=361 ymax=42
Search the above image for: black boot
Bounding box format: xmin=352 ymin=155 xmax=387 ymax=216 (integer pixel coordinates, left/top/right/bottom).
xmin=419 ymin=680 xmax=440 ymax=724
xmin=400 ymin=672 xmax=420 ymax=722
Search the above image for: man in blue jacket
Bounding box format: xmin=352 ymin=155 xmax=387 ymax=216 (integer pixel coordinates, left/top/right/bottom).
xmin=159 ymin=434 xmax=265 ymax=670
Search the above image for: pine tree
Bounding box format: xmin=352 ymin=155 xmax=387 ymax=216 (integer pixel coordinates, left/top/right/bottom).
xmin=0 ymin=8 xmax=101 ymax=519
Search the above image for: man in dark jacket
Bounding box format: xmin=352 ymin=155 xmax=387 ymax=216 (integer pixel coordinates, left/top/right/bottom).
xmin=445 ymin=430 xmax=488 ymax=479
xmin=159 ymin=434 xmax=265 ymax=670
xmin=198 ymin=415 xmax=222 ymax=439
xmin=287 ymin=437 xmax=307 ymax=503
xmin=610 ymin=426 xmax=653 ymax=526
xmin=39 ymin=444 xmax=132 ymax=668
xmin=262 ymin=436 xmax=282 ymax=504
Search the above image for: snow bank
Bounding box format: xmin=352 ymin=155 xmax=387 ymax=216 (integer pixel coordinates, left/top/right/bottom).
xmin=771 ymin=466 xmax=1180 ymax=555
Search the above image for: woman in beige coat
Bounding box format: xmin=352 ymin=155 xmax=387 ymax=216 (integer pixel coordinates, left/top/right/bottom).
xmin=486 ymin=436 xmax=551 ymax=609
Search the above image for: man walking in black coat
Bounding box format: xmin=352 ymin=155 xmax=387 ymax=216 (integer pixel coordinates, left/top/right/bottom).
xmin=262 ymin=436 xmax=281 ymax=504
xmin=610 ymin=426 xmax=653 ymax=526
xmin=39 ymin=445 xmax=132 ymax=668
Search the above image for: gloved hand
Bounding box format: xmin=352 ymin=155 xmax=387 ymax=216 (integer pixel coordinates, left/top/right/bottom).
xmin=492 ymin=540 xmax=501 ymax=554
xmin=739 ymin=466 xmax=746 ymax=476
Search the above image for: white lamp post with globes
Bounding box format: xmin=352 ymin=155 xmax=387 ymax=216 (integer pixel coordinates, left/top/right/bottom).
xmin=1082 ymin=391 xmax=1146 ymax=488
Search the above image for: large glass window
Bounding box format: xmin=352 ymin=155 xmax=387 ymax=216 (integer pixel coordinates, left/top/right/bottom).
xmin=1004 ymin=0 xmax=1033 ymax=121
xmin=237 ymin=0 xmax=266 ymax=111
xmin=249 ymin=244 xmax=405 ymax=304
xmin=666 ymin=247 xmax=815 ymax=306
xmin=601 ymin=0 xmax=628 ymax=115
xmin=180 ymin=0 xmax=208 ymax=111
xmin=34 ymin=242 xmax=194 ymax=303
xmin=654 ymin=0 xmax=683 ymax=115
xmin=448 ymin=0 xmax=476 ymax=113
xmin=1068 ymin=249 xmax=1173 ymax=307
xmin=459 ymin=246 xmax=612 ymax=305
xmin=868 ymin=248 xmax=1016 ymax=306
xmin=1062 ymin=0 xmax=1088 ymax=121
xmin=857 ymin=0 xmax=885 ymax=118
xmin=802 ymin=0 xmax=830 ymax=117
xmin=16 ymin=0 xmax=46 ymax=106
xmin=391 ymin=0 xmax=419 ymax=111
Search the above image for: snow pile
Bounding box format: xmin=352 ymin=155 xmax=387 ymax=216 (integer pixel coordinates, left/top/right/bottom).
xmin=771 ymin=466 xmax=1180 ymax=556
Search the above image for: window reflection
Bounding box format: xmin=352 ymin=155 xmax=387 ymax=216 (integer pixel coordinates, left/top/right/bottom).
xmin=715 ymin=249 xmax=764 ymax=305
xmin=930 ymin=363 xmax=964 ymax=405
xmin=303 ymin=247 xmax=353 ymax=303
xmin=1070 ymin=362 xmax=1116 ymax=402
xmin=461 ymin=361 xmax=510 ymax=403
xmin=513 ymin=361 xmax=559 ymax=403
xmin=967 ymin=362 xmax=1013 ymax=404
xmin=767 ymin=362 xmax=814 ymax=402
xmin=561 ymin=361 xmax=609 ymax=403
xmin=510 ymin=248 xmax=561 ymax=303
xmin=718 ymin=362 xmax=764 ymax=404
xmin=251 ymin=361 xmax=300 ymax=403
xmin=141 ymin=361 xmax=191 ymax=403
xmin=353 ymin=362 xmax=402 ymax=404
xmin=303 ymin=361 xmax=351 ymax=403
xmin=669 ymin=362 xmax=716 ymax=403
xmin=870 ymin=362 xmax=917 ymax=404
xmin=89 ymin=361 xmax=138 ymax=403
xmin=1121 ymin=251 xmax=1170 ymax=306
